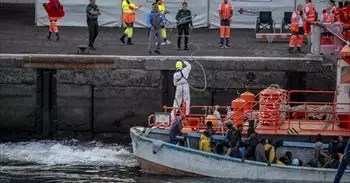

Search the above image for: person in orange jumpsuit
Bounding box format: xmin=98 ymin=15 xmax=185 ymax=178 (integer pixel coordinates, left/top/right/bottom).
xmin=321 ymin=5 xmax=335 ymax=45
xmin=43 ymin=0 xmax=65 ymax=41
xmin=304 ymin=0 xmax=316 ymax=46
xmin=289 ymin=4 xmax=306 ymax=53
xmin=218 ymin=0 xmax=233 ymax=48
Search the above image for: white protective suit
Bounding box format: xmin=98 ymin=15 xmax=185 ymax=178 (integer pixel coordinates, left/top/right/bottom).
xmin=171 ymin=61 xmax=191 ymax=121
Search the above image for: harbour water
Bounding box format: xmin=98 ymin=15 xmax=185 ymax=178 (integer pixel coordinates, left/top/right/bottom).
xmin=0 ymin=140 xmax=316 ymax=183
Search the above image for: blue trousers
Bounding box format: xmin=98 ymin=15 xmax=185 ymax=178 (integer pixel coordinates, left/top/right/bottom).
xmin=333 ymin=140 xmax=350 ymax=183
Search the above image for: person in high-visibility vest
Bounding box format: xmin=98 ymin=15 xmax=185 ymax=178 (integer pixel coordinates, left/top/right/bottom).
xmin=157 ymin=0 xmax=171 ymax=45
xmin=43 ymin=0 xmax=65 ymax=41
xmin=120 ymin=0 xmax=141 ymax=45
xmin=289 ymin=4 xmax=306 ymax=54
xmin=218 ymin=0 xmax=233 ymax=48
xmin=304 ymin=0 xmax=316 ymax=44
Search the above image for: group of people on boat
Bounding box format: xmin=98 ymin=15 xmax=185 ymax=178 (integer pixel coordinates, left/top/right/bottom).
xmin=169 ymin=116 xmax=349 ymax=172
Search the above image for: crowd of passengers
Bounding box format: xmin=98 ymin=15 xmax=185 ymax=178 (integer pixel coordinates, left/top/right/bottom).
xmin=169 ymin=116 xmax=348 ymax=169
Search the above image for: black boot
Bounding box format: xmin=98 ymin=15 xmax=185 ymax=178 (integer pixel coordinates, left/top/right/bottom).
xmin=127 ymin=38 xmax=134 ymax=45
xmin=297 ymin=47 xmax=301 ymax=53
xmin=120 ymin=34 xmax=126 ymax=44
xmin=225 ymin=38 xmax=230 ymax=48
xmin=55 ymin=32 xmax=60 ymax=41
xmin=177 ymin=37 xmax=182 ymax=50
xmin=288 ymin=47 xmax=294 ymax=54
xmin=184 ymin=36 xmax=189 ymax=50
xmin=220 ymin=38 xmax=224 ymax=48
xmin=47 ymin=32 xmax=52 ymax=40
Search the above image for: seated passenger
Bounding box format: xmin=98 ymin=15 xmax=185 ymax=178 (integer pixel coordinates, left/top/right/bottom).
xmin=323 ymin=154 xmax=340 ymax=169
xmin=224 ymin=121 xmax=235 ymax=143
xmin=199 ymin=130 xmax=211 ymax=152
xmin=169 ymin=116 xmax=183 ymax=145
xmin=244 ymin=133 xmax=259 ymax=161
xmin=206 ymin=121 xmax=215 ymax=137
xmin=264 ymin=139 xmax=274 ymax=162
xmin=337 ymin=143 xmax=345 ymax=161
xmin=279 ymin=156 xmax=290 ymax=165
xmin=215 ymin=141 xmax=229 ymax=155
xmin=229 ymin=141 xmax=246 ymax=159
xmin=285 ymin=151 xmax=293 ymax=165
xmin=255 ymin=138 xmax=271 ymax=166
xmin=329 ymin=136 xmax=340 ymax=155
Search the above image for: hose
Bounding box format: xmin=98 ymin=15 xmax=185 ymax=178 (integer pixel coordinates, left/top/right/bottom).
xmin=187 ymin=42 xmax=207 ymax=92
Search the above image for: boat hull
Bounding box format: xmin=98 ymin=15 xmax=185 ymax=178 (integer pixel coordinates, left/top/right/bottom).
xmin=130 ymin=127 xmax=350 ymax=182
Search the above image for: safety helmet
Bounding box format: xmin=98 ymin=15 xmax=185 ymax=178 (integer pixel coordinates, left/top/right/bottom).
xmin=176 ymin=61 xmax=183 ymax=69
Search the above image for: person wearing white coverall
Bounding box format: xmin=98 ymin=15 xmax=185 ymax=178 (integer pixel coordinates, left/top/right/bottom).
xmin=171 ymin=60 xmax=191 ymax=121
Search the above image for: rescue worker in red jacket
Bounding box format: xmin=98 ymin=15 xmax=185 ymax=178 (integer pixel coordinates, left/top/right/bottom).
xmin=322 ymin=6 xmax=334 ymax=23
xmin=342 ymin=2 xmax=350 ymax=41
xmin=218 ymin=0 xmax=233 ymax=48
xmin=43 ymin=0 xmax=65 ymax=41
xmin=289 ymin=4 xmax=306 ymax=54
xmin=304 ymin=0 xmax=316 ymax=44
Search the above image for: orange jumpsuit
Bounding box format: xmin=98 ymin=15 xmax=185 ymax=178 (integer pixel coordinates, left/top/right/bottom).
xmin=304 ymin=2 xmax=316 ymax=36
xmin=289 ymin=11 xmax=304 ymax=49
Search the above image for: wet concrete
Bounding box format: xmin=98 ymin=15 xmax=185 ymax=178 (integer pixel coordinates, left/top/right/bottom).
xmin=0 ymin=3 xmax=308 ymax=57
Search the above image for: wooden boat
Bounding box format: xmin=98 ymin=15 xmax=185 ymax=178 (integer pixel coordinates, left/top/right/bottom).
xmin=130 ymin=126 xmax=350 ymax=182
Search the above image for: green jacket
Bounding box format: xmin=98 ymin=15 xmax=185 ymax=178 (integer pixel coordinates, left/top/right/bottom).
xmin=86 ymin=3 xmax=100 ymax=19
xmin=176 ymin=9 xmax=193 ymax=26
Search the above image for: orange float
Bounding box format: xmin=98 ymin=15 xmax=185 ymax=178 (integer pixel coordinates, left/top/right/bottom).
xmin=231 ymin=98 xmax=246 ymax=127
xmin=240 ymin=91 xmax=255 ymax=111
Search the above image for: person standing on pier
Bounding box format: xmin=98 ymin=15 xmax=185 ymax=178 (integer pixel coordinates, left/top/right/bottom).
xmin=176 ymin=1 xmax=193 ymax=50
xmin=333 ymin=139 xmax=350 ymax=183
xmin=218 ymin=0 xmax=233 ymax=48
xmin=288 ymin=4 xmax=306 ymax=53
xmin=120 ymin=0 xmax=141 ymax=45
xmin=157 ymin=0 xmax=171 ymax=45
xmin=43 ymin=0 xmax=65 ymax=41
xmin=147 ymin=3 xmax=166 ymax=55
xmin=304 ymin=0 xmax=316 ymax=46
xmin=86 ymin=0 xmax=101 ymax=50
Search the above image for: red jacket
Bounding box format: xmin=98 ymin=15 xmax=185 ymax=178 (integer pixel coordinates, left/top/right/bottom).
xmin=44 ymin=0 xmax=65 ymax=18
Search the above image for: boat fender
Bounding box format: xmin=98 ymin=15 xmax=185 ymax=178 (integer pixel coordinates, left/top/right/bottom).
xmin=152 ymin=140 xmax=164 ymax=154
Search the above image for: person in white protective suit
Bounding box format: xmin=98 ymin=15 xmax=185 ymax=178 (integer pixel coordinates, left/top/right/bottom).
xmin=171 ymin=60 xmax=192 ymax=121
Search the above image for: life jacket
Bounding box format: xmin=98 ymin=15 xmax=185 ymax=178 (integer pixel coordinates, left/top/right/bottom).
xmin=122 ymin=0 xmax=136 ymax=14
xmin=158 ymin=2 xmax=166 ymax=15
xmin=305 ymin=3 xmax=316 ymax=22
xmin=199 ymin=134 xmax=211 ymax=152
xmin=44 ymin=0 xmax=64 ymax=18
xmin=322 ymin=9 xmax=334 ymax=23
xmin=290 ymin=11 xmax=301 ymax=32
xmin=220 ymin=3 xmax=233 ymax=20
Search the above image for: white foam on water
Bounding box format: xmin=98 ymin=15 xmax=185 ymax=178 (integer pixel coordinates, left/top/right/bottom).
xmin=0 ymin=141 xmax=138 ymax=167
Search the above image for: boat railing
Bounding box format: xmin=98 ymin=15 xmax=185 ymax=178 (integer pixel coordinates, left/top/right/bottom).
xmin=149 ymin=90 xmax=350 ymax=135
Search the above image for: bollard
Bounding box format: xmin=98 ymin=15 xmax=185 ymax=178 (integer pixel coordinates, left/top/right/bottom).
xmin=311 ymin=24 xmax=321 ymax=55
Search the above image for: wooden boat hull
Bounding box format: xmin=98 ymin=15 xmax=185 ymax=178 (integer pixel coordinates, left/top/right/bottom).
xmin=130 ymin=127 xmax=350 ymax=182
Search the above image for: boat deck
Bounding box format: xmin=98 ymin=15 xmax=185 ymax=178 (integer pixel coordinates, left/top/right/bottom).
xmin=252 ymin=120 xmax=350 ymax=137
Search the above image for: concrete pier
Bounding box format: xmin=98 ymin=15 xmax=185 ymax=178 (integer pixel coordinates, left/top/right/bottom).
xmin=0 ymin=54 xmax=336 ymax=141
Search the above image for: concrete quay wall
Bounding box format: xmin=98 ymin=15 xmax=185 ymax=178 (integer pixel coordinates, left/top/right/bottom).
xmin=0 ymin=54 xmax=335 ymax=141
